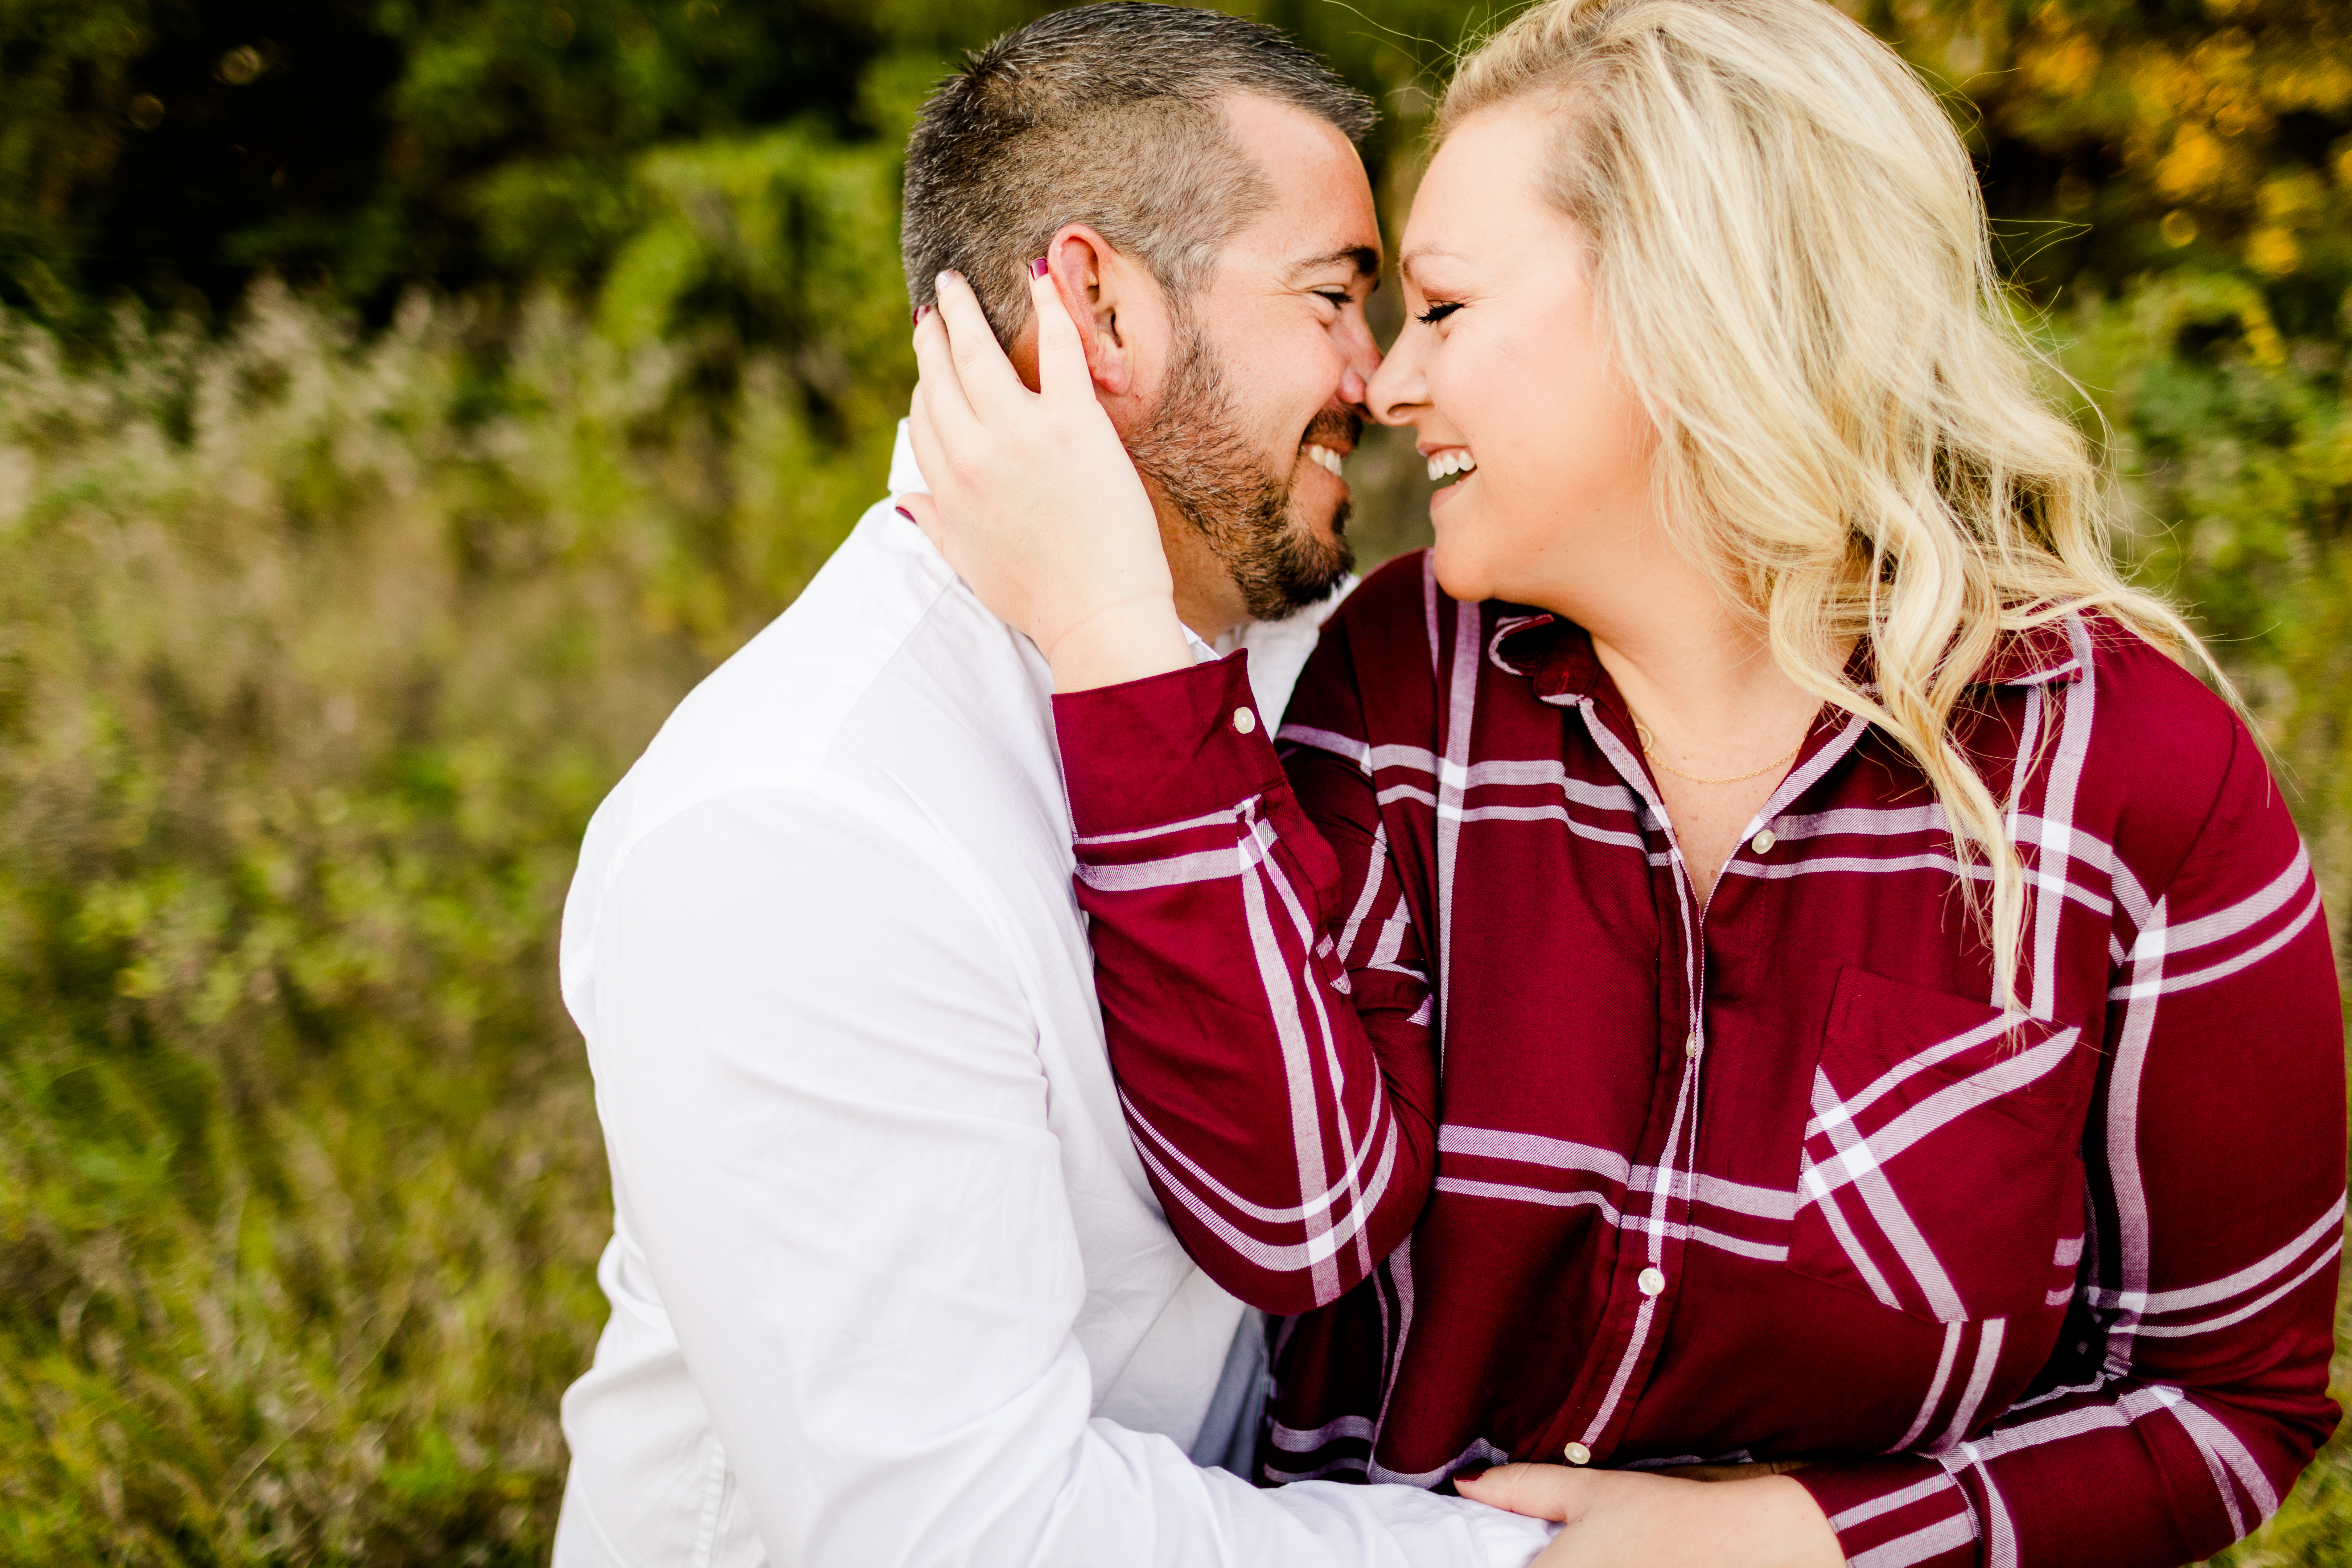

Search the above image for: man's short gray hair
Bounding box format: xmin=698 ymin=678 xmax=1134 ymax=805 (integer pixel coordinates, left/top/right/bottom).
xmin=902 ymin=3 xmax=1376 ymax=342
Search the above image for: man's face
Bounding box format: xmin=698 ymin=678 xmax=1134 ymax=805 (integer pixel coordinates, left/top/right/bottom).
xmin=1127 ymin=95 xmax=1383 ymax=628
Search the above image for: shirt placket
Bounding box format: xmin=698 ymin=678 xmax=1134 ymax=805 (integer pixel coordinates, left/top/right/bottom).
xmin=1528 ymin=694 xmax=1870 ymax=1468
xmin=1524 ymin=692 xmax=1706 ymax=1468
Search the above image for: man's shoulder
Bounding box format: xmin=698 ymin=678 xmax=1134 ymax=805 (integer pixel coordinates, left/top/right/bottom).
xmin=560 ymin=500 xmax=1072 ymax=1025
xmin=607 ymin=501 xmax=1055 ymax=856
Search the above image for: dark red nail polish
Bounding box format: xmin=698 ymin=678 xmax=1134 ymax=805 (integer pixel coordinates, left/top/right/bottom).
xmin=1453 ymin=1464 xmax=1490 ymax=1485
xmin=913 ymin=303 xmax=933 ymax=325
xmin=894 ymin=506 xmax=917 ymax=523
xmin=1030 ymin=255 xmax=1049 ymax=279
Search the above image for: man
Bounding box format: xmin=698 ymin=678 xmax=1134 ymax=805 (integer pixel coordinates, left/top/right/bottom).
xmin=551 ymin=5 xmax=1554 ymax=1565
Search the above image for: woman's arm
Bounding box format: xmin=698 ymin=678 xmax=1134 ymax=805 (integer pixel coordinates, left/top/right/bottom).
xmin=1054 ymin=626 xmax=1445 ymax=1314
xmin=900 ymin=266 xmax=1443 ymax=1313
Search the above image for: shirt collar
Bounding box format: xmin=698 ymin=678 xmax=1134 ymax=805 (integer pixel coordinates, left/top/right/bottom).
xmin=1487 ymin=610 xmax=2085 ymax=698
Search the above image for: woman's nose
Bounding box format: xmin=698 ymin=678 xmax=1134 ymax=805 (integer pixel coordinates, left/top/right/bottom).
xmin=1365 ymin=335 xmax=1424 ymax=428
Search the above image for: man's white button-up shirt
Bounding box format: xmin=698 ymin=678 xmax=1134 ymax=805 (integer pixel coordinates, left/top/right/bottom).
xmin=550 ymin=428 xmax=1554 ymax=1567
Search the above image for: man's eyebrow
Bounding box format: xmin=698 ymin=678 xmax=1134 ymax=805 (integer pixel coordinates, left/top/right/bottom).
xmin=1288 ymin=245 xmax=1381 ymax=281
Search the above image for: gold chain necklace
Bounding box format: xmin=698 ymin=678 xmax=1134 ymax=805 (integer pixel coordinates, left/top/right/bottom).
xmin=1632 ymin=717 xmax=1805 ymax=786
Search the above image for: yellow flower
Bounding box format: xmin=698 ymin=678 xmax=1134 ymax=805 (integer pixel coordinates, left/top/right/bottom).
xmin=2156 ymin=124 xmax=2228 ymax=199
xmin=2247 ymin=227 xmax=2301 ymax=277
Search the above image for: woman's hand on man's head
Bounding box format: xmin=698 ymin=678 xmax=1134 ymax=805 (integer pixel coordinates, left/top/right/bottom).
xmin=1458 ymin=1463 xmax=1845 ymax=1568
xmin=900 ymin=264 xmax=1193 ymax=694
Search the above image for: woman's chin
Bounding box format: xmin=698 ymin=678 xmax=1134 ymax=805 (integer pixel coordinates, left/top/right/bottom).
xmin=1427 ymin=532 xmax=1495 ymax=606
xmin=1428 ymin=483 xmax=1494 ymax=601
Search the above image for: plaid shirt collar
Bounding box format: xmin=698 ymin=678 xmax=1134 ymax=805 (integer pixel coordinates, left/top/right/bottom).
xmin=1486 ymin=610 xmax=2086 ymax=705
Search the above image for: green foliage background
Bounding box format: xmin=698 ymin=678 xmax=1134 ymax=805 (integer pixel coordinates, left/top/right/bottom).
xmin=0 ymin=0 xmax=2347 ymax=1562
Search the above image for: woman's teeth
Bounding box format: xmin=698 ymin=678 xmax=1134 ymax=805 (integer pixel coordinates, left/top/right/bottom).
xmin=1426 ymin=450 xmax=1477 ymax=481
xmin=1303 ymin=443 xmax=1346 ymax=477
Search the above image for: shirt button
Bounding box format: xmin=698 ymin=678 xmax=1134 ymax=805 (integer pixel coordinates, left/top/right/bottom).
xmin=1233 ymin=706 xmax=1258 ymax=734
xmin=1751 ymin=828 xmax=1777 ymax=854
xmin=1563 ymin=1441 xmax=1592 ymax=1465
xmin=1684 ymin=1032 xmax=1701 ymax=1061
xmin=1638 ymin=1266 xmax=1666 ymax=1296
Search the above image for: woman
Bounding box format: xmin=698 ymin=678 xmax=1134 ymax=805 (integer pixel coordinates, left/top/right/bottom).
xmin=901 ymin=0 xmax=2344 ymax=1563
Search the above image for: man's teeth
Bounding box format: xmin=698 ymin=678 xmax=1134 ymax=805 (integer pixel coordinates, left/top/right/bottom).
xmin=1303 ymin=443 xmax=1346 ymax=477
xmin=1426 ymin=450 xmax=1477 ymax=482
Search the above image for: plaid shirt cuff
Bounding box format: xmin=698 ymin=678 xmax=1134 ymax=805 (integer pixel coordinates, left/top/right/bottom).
xmin=1053 ymin=650 xmax=1288 ymax=840
xmin=1793 ymin=1456 xmax=1977 ymax=1568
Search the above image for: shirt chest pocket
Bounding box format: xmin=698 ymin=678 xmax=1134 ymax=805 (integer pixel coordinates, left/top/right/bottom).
xmin=1785 ymin=966 xmax=2093 ymax=1325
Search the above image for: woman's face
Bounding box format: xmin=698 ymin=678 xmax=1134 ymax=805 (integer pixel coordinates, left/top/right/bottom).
xmin=1368 ymin=102 xmax=1657 ymax=613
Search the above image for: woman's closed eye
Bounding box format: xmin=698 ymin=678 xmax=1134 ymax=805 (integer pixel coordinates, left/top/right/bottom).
xmin=1415 ymin=300 xmax=1463 ymax=326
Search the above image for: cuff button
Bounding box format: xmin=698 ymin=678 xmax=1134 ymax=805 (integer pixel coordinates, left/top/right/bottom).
xmin=1233 ymin=706 xmax=1258 ymax=734
xmin=1563 ymin=1441 xmax=1592 ymax=1465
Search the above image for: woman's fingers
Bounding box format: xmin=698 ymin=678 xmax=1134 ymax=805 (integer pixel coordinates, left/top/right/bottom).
xmin=1455 ymin=1463 xmax=1585 ymax=1523
xmin=931 ymin=269 xmax=1030 ymax=420
xmin=1029 ymin=256 xmax=1092 ymax=406
xmin=905 ymin=380 xmax=947 ymax=498
xmin=911 ymin=307 xmax=980 ymax=448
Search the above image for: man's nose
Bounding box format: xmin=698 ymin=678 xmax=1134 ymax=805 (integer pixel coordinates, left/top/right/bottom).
xmin=1337 ymin=314 xmax=1382 ymax=413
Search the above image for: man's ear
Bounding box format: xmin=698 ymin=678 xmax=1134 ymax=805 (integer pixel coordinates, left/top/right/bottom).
xmin=1035 ymin=225 xmax=1148 ymax=400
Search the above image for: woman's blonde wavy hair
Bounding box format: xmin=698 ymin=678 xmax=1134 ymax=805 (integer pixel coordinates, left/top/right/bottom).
xmin=1440 ymin=0 xmax=2209 ymax=1009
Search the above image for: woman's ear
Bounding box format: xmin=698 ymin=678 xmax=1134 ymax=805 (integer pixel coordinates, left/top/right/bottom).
xmin=1038 ymin=225 xmax=1151 ymax=400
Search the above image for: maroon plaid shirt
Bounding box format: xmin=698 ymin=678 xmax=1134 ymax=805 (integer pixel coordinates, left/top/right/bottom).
xmin=1053 ymin=552 xmax=2344 ymax=1568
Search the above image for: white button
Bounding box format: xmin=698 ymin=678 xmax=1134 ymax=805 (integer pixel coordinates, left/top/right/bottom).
xmin=1751 ymin=828 xmax=1776 ymax=854
xmin=1563 ymin=1441 xmax=1592 ymax=1465
xmin=1233 ymin=707 xmax=1258 ymax=734
xmin=1638 ymin=1266 xmax=1666 ymax=1296
xmin=1684 ymin=1032 xmax=1701 ymax=1061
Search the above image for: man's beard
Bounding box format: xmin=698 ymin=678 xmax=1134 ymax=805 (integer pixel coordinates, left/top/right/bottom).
xmin=1123 ymin=316 xmax=1357 ymax=622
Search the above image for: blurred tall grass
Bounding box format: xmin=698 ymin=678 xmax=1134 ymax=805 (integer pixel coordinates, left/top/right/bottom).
xmin=0 ymin=287 xmax=873 ymax=1560
xmin=0 ymin=1 xmax=2347 ymax=1563
xmin=0 ymin=144 xmax=913 ymax=1554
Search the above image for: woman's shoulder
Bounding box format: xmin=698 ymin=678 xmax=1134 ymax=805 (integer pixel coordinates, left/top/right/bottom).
xmin=2077 ymin=614 xmax=2242 ymax=771
xmin=2071 ymin=614 xmax=2286 ymax=888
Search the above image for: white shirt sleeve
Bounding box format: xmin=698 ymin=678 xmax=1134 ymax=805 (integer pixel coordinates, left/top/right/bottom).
xmin=582 ymin=787 xmax=1554 ymax=1568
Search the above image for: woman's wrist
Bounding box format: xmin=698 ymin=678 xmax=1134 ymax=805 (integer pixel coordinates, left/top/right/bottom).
xmin=1043 ymin=596 xmax=1194 ymax=693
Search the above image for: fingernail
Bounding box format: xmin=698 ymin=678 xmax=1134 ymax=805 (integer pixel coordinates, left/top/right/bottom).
xmin=1030 ymin=255 xmax=1049 ymax=279
xmin=1453 ymin=1465 xmax=1490 ymax=1485
xmin=912 ymin=303 xmax=932 ymax=325
xmin=894 ymin=506 xmax=916 ymax=523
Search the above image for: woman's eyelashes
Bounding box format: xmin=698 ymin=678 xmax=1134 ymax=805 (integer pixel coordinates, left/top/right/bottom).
xmin=1415 ymin=300 xmax=1463 ymax=326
